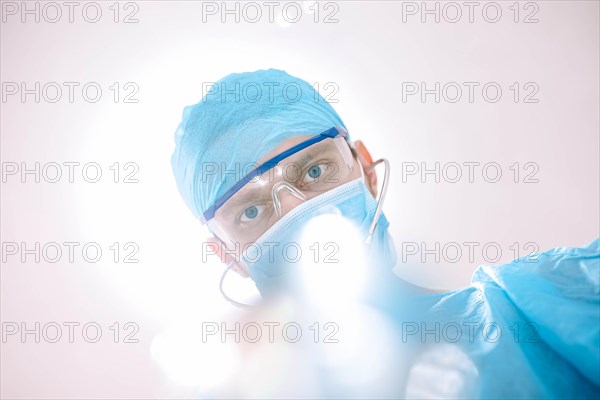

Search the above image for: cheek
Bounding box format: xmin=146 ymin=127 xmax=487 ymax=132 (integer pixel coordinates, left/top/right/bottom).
xmin=348 ymin=159 xmax=364 ymax=181
xmin=332 ymin=158 xmax=363 ymax=185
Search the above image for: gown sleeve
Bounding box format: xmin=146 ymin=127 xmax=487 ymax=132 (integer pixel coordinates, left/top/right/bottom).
xmin=472 ymin=238 xmax=600 ymax=386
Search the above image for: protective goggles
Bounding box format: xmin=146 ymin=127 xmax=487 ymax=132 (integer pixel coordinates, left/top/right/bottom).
xmin=202 ymin=126 xmax=360 ymax=247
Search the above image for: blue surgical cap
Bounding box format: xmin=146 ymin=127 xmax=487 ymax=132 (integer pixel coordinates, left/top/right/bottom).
xmin=171 ymin=69 xmax=347 ymax=221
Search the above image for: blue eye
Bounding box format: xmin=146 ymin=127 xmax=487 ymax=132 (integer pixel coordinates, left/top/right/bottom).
xmin=244 ymin=206 xmax=259 ymax=219
xmin=240 ymin=204 xmax=266 ymax=223
xmin=307 ymin=165 xmax=322 ymax=180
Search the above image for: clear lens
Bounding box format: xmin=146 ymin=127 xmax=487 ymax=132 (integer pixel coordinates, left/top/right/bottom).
xmin=210 ymin=136 xmax=359 ymax=247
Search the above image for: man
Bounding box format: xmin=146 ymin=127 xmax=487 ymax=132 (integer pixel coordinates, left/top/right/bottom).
xmin=171 ymin=69 xmax=599 ymax=398
xmin=171 ymin=68 xmax=398 ymax=300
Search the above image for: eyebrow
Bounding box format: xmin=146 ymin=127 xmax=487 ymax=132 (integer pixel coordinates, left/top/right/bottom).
xmin=283 ymin=148 xmax=320 ymax=168
xmin=223 ymin=184 xmax=268 ymax=210
xmin=284 ymin=142 xmax=337 ymax=166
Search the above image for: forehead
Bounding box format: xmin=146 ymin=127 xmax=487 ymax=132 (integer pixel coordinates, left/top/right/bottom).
xmin=256 ymin=135 xmax=314 ymax=165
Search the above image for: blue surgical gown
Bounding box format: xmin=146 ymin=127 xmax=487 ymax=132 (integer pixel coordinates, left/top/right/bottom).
xmin=365 ymin=238 xmax=600 ymax=399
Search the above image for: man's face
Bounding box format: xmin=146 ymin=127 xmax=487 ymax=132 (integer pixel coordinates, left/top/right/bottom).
xmin=208 ymin=135 xmax=377 ymax=277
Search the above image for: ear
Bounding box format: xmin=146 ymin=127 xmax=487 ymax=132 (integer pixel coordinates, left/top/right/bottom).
xmin=207 ymin=236 xmax=251 ymax=278
xmin=353 ymin=140 xmax=378 ymax=198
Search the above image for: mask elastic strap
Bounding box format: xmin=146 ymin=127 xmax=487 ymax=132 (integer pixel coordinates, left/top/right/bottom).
xmin=364 ymin=158 xmax=390 ymax=245
xmin=219 ymin=265 xmax=255 ymax=309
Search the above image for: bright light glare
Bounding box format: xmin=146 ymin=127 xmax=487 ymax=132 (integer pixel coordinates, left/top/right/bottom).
xmin=150 ymin=325 xmax=239 ymax=388
xmin=74 ymin=102 xmax=235 ymax=323
xmin=404 ymin=344 xmax=479 ymax=398
xmin=238 ymin=341 xmax=321 ymax=398
xmin=315 ymin=305 xmax=399 ymax=388
xmin=302 ymin=1 xmax=317 ymax=14
xmin=297 ymin=214 xmax=368 ymax=305
xmin=275 ymin=14 xmax=291 ymax=28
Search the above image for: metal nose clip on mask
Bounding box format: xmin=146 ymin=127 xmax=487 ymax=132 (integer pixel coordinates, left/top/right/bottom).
xmin=218 ymin=157 xmax=392 ymax=309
